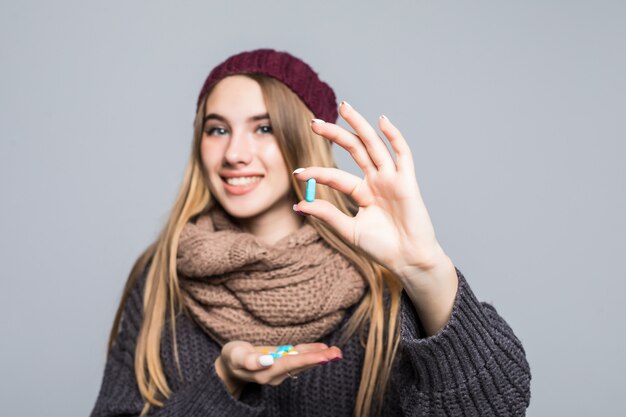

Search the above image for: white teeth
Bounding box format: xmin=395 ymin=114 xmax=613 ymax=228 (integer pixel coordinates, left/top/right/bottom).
xmin=224 ymin=176 xmax=262 ymax=186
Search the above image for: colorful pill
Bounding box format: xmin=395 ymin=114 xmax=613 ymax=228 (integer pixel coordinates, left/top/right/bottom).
xmin=305 ymin=178 xmax=316 ymax=202
xmin=263 ymin=345 xmax=300 ymax=360
xmin=259 ymin=355 xmax=274 ymax=366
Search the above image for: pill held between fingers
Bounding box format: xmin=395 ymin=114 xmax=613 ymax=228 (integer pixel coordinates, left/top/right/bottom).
xmin=305 ymin=178 xmax=316 ymax=202
xmin=259 ymin=354 xmax=275 ymax=367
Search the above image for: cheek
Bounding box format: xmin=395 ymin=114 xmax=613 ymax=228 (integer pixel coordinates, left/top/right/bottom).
xmin=200 ymin=141 xmax=224 ymax=182
xmin=200 ymin=140 xmax=220 ymax=167
xmin=260 ymin=142 xmax=288 ymax=173
xmin=260 ymin=144 xmax=291 ymax=195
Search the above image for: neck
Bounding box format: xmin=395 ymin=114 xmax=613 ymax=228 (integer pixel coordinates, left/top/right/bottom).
xmin=238 ymin=201 xmax=303 ymax=246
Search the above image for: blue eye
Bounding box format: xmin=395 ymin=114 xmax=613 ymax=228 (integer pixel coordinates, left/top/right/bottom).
xmin=205 ymin=127 xmax=228 ymax=136
xmin=257 ymin=125 xmax=273 ymax=134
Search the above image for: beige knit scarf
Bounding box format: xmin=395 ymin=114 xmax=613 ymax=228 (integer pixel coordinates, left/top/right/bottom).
xmin=176 ymin=207 xmax=366 ymax=346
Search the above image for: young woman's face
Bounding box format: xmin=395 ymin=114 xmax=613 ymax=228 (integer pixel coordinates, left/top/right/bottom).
xmin=201 ymin=75 xmax=292 ymax=221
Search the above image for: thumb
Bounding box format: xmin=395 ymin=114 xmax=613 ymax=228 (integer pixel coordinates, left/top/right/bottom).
xmin=294 ymin=199 xmax=355 ymax=245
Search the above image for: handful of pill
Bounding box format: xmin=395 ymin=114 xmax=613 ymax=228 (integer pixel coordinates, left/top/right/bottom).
xmin=259 ymin=345 xmax=299 ymax=366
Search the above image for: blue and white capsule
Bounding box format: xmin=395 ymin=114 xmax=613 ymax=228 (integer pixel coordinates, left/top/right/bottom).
xmin=305 ymin=178 xmax=316 ymax=202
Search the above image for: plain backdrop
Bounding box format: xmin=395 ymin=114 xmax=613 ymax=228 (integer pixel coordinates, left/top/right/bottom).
xmin=1 ymin=1 xmax=625 ymax=416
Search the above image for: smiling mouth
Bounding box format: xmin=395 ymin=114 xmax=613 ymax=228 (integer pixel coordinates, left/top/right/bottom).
xmin=221 ymin=176 xmax=264 ymax=186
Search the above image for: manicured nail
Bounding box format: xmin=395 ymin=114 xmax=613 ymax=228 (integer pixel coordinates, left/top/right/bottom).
xmin=292 ymin=167 xmax=305 ymax=175
xmin=318 ymin=360 xmax=329 ymax=365
xmin=293 ymin=204 xmax=310 ymax=217
xmin=311 ymin=118 xmax=325 ymax=124
xmin=330 ymin=356 xmax=342 ymax=362
xmin=340 ymin=100 xmax=351 ymax=108
xmin=293 ymin=204 xmax=309 ymax=217
xmin=259 ymin=355 xmax=274 ymax=367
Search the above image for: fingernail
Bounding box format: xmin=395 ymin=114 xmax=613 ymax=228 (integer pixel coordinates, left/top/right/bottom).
xmin=311 ymin=118 xmax=325 ymax=124
xmin=318 ymin=360 xmax=329 ymax=365
xmin=293 ymin=204 xmax=310 ymax=217
xmin=340 ymin=100 xmax=351 ymax=108
xmin=330 ymin=356 xmax=342 ymax=362
xmin=380 ymin=114 xmax=388 ymax=120
xmin=259 ymin=355 xmax=274 ymax=367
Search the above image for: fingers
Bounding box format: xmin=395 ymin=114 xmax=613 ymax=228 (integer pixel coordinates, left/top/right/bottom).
xmin=221 ymin=341 xmax=342 ymax=387
xmin=293 ymin=167 xmax=366 ymax=204
xmin=311 ymin=119 xmax=377 ymax=174
xmin=274 ymin=346 xmax=342 ymax=371
xmin=378 ymin=115 xmax=414 ymax=173
xmin=294 ymin=342 xmax=329 ymax=353
xmin=311 ymin=103 xmax=411 ymax=176
xmin=224 ymin=341 xmax=270 ymax=372
xmin=337 ymin=101 xmax=396 ymax=170
xmin=253 ymin=343 xmax=329 ymax=368
xmin=292 ymin=167 xmax=363 ymax=243
xmin=294 ymin=198 xmax=355 ymax=243
xmin=247 ymin=342 xmax=332 ymax=370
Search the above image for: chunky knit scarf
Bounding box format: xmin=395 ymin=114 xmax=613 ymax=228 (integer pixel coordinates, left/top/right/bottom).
xmin=176 ymin=208 xmax=366 ymax=346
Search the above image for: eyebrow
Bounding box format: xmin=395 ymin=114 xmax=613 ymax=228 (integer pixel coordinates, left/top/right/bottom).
xmin=203 ymin=113 xmax=270 ymax=124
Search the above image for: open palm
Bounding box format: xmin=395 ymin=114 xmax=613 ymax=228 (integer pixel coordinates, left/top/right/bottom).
xmin=293 ymin=101 xmax=445 ymax=277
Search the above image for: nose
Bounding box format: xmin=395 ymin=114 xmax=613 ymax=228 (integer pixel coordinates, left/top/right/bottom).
xmin=223 ymin=129 xmax=253 ymax=167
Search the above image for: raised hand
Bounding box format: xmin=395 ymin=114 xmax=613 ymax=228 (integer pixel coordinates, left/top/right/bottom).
xmin=293 ymin=101 xmax=459 ymax=336
xmin=215 ymin=341 xmax=342 ymax=398
xmin=293 ymin=101 xmax=447 ymax=279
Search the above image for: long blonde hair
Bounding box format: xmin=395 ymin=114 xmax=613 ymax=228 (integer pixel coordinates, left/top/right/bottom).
xmin=108 ymin=74 xmax=402 ymax=417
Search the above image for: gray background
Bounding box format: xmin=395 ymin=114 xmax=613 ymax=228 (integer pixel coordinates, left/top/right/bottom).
xmin=1 ymin=1 xmax=624 ymax=416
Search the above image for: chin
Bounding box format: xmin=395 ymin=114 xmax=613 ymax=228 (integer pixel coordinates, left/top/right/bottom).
xmin=217 ymin=199 xmax=271 ymax=220
xmin=223 ymin=206 xmax=265 ymax=220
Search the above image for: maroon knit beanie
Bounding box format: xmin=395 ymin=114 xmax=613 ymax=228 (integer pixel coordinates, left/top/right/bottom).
xmin=197 ymin=49 xmax=338 ymax=122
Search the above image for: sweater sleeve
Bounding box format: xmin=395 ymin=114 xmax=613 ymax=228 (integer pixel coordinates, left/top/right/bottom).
xmin=391 ymin=267 xmax=531 ymax=416
xmin=89 ymin=272 xmax=264 ymax=417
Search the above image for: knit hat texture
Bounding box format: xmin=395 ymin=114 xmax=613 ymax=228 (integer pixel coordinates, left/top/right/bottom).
xmin=197 ymin=49 xmax=338 ymax=122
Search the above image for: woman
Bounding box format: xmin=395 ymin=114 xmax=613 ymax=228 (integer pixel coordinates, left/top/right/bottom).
xmin=90 ymin=49 xmax=531 ymax=417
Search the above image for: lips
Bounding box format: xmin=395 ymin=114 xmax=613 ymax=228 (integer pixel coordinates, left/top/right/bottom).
xmin=223 ymin=176 xmax=263 ymax=186
xmin=220 ymin=174 xmax=264 ymax=196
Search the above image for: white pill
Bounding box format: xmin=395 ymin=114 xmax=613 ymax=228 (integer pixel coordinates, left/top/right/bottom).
xmin=259 ymin=354 xmax=274 ymax=367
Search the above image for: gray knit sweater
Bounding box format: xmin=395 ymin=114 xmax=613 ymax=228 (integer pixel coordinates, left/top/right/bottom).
xmin=90 ymin=267 xmax=531 ymax=416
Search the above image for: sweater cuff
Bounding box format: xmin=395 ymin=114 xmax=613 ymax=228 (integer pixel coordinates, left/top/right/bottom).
xmin=158 ymin=362 xmax=264 ymax=416
xmin=399 ymin=267 xmax=499 ymax=392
